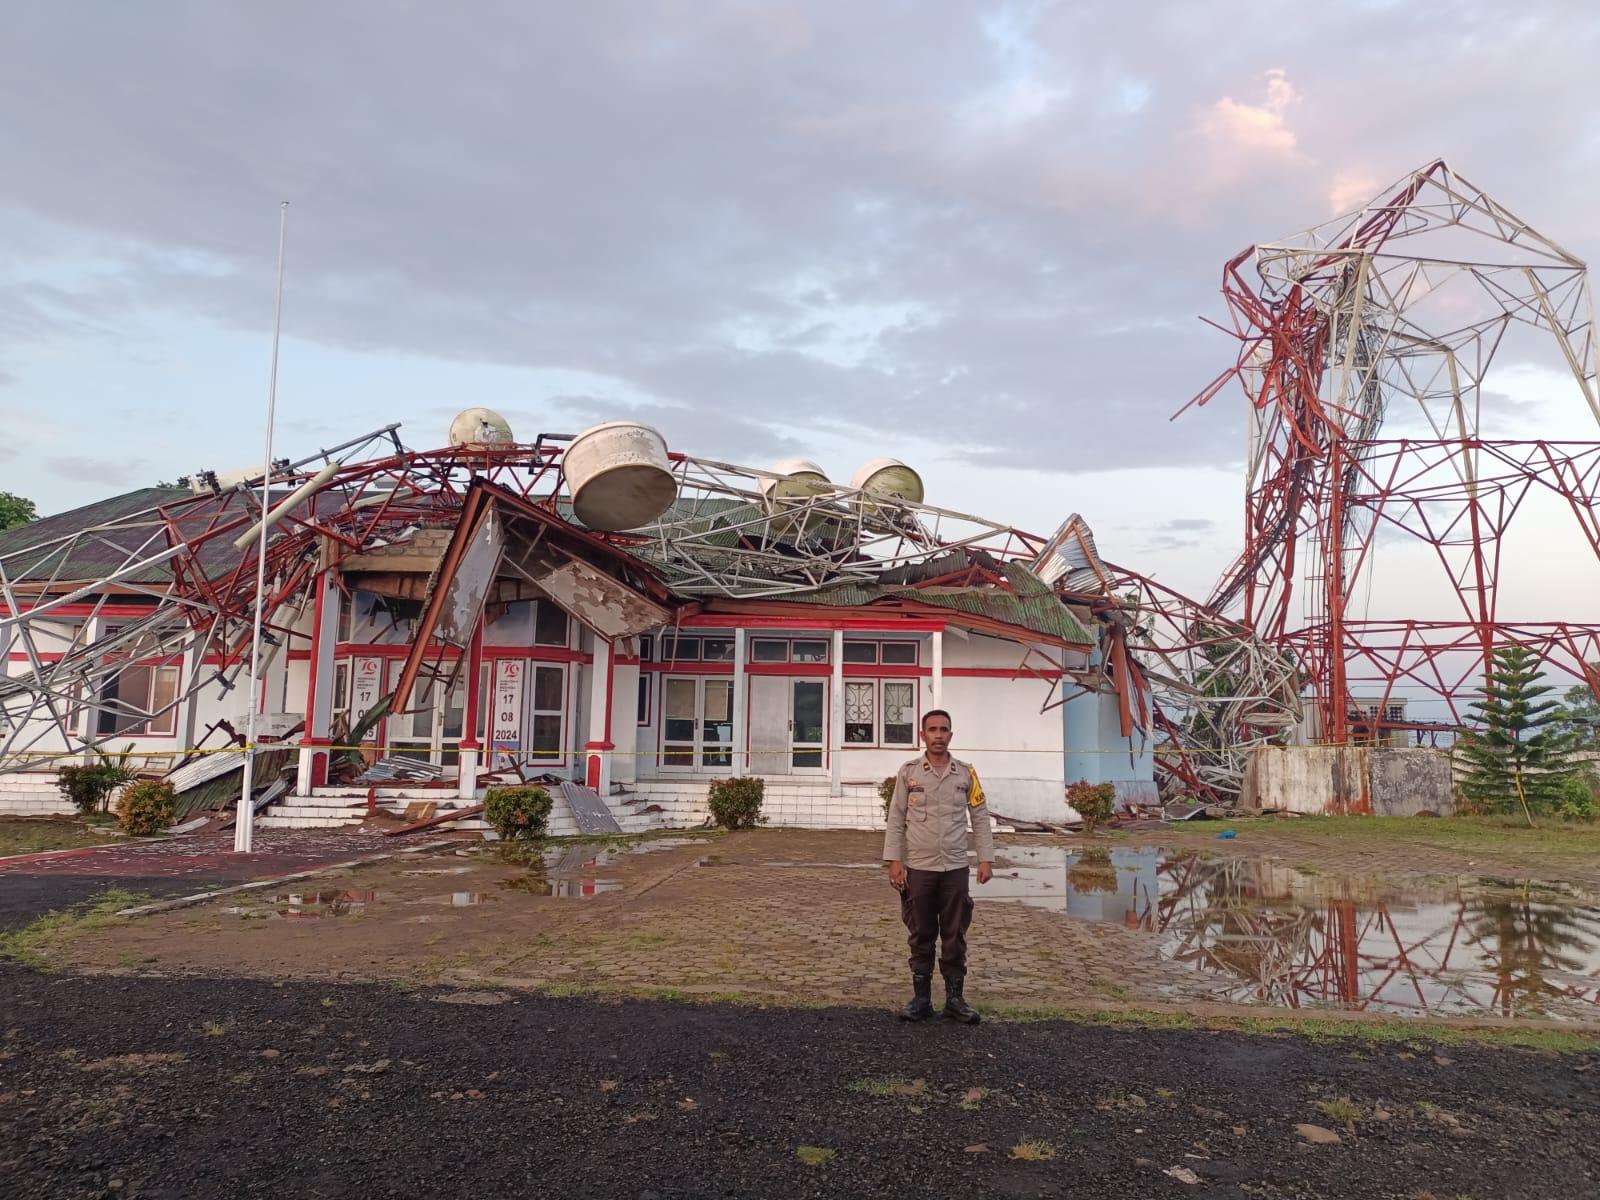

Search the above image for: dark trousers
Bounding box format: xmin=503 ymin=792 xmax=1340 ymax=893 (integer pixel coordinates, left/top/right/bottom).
xmin=900 ymin=867 xmax=973 ymax=978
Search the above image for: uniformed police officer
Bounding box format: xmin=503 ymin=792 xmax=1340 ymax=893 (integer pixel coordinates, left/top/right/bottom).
xmin=882 ymin=709 xmax=993 ymax=1023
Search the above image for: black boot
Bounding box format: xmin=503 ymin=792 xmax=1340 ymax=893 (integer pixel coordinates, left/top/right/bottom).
xmin=899 ymin=973 xmax=934 ymax=1021
xmin=942 ymin=972 xmax=981 ymax=1024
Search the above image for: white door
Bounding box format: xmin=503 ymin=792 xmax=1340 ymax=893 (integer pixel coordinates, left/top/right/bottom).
xmin=748 ymin=675 xmax=789 ymax=775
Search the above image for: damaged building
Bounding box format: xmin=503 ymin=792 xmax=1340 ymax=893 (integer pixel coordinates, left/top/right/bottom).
xmin=0 ymin=414 xmax=1156 ymax=834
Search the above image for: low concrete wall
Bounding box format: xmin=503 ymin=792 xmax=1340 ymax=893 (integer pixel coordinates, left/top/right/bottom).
xmin=1368 ymin=748 xmax=1455 ymax=817
xmin=1242 ymin=746 xmax=1455 ymax=816
xmin=0 ymin=772 xmax=77 ymax=817
xmin=1243 ymin=746 xmax=1369 ymax=814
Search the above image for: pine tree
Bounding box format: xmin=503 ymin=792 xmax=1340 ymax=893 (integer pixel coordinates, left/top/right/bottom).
xmin=1455 ymin=645 xmax=1581 ymax=819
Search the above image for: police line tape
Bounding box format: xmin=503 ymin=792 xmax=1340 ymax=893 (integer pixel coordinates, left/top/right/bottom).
xmin=0 ymin=741 xmax=1382 ymax=765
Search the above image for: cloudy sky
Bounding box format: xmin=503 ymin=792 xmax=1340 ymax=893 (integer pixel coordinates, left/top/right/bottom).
xmin=3 ymin=1 xmax=1599 ymax=613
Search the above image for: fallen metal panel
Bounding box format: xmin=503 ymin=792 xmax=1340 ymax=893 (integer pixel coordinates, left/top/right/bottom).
xmin=164 ymin=751 xmax=242 ymax=793
xmin=436 ymin=507 xmax=503 ymax=645
xmin=557 ymin=780 xmax=623 ymax=834
xmin=535 ymin=558 xmax=672 ymax=640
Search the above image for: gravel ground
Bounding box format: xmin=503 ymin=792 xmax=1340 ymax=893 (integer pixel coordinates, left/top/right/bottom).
xmin=3 ymin=964 xmax=1596 ymax=1199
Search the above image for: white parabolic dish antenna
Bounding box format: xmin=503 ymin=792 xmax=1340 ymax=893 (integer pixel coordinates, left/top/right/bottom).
xmin=448 ymin=407 xmax=515 ymax=447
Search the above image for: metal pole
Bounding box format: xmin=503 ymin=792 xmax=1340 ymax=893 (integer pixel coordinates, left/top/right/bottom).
xmin=236 ymin=201 xmax=289 ymax=854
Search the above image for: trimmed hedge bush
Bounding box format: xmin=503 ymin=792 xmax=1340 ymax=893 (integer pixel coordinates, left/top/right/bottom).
xmin=1066 ymin=779 xmax=1116 ymax=836
xmin=117 ymin=780 xmax=176 ymax=836
xmin=57 ymin=762 xmax=135 ymax=816
xmin=879 ymin=775 xmax=897 ymax=818
xmin=484 ymin=786 xmax=554 ymax=842
xmin=708 ymin=776 xmax=766 ymax=830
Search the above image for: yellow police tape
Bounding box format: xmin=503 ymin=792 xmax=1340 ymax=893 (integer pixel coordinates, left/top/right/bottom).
xmin=0 ymin=741 xmax=1381 ymax=766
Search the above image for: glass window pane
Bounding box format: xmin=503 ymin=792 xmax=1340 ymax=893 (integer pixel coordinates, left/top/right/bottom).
xmin=701 ymin=747 xmax=732 ymax=768
xmin=534 ymin=602 xmax=569 ymax=647
xmin=883 ymin=681 xmax=915 ymax=744
xmin=637 ymin=675 xmax=651 ymax=724
xmin=703 ymin=680 xmax=732 ymax=722
xmin=845 ymin=681 xmax=875 ymax=744
xmin=791 ymin=639 xmax=828 ymax=663
xmin=880 ymin=641 xmax=918 ymax=664
xmin=791 ymin=749 xmax=823 ymax=769
xmin=333 ymin=663 xmax=350 ymax=712
xmin=532 ymin=666 xmax=564 ymax=712
xmin=700 ymin=637 xmax=734 ymax=662
xmin=530 ymin=714 xmax=562 ymax=758
xmin=486 ymin=600 xmax=533 ymax=642
xmin=661 ymin=636 xmax=700 ymax=662
xmin=751 ymin=639 xmax=788 ymax=662
xmin=664 ymin=718 xmax=696 ymax=741
xmin=663 ymin=746 xmax=694 ymax=767
xmin=792 ymin=681 xmax=824 ymax=743
xmin=664 ymin=678 xmax=696 ymax=720
xmin=842 ymin=642 xmax=877 ymax=663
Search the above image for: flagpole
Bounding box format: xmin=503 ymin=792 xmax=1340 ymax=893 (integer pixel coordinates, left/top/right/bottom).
xmin=236 ymin=201 xmax=289 ymax=854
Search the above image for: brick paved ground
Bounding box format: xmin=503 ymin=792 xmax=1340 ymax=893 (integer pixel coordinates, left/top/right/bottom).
xmin=43 ymin=823 xmax=1600 ymax=1025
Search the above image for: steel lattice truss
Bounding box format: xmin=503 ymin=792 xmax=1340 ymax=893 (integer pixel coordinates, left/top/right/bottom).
xmin=1187 ymin=160 xmax=1600 ymax=743
xmin=0 ymin=431 xmax=1092 ymax=775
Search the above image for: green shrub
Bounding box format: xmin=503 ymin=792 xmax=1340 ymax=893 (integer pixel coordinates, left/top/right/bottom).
xmin=117 ymin=780 xmax=176 ymax=836
xmin=879 ymin=776 xmax=897 ymax=818
xmin=56 ymin=759 xmax=136 ymax=816
xmin=1066 ymin=779 xmax=1116 ymax=835
xmin=484 ymin=786 xmax=553 ymax=842
xmin=707 ymin=776 xmax=765 ymax=830
xmin=1553 ymin=771 xmax=1598 ymax=821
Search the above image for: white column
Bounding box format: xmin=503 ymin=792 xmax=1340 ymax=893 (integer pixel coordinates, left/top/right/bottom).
xmin=829 ymin=629 xmax=844 ymax=795
xmin=930 ymin=628 xmax=944 ymax=708
xmin=295 ymin=571 xmax=340 ymax=790
xmin=585 ymin=635 xmax=614 ymax=794
xmin=731 ymin=628 xmax=748 ymax=774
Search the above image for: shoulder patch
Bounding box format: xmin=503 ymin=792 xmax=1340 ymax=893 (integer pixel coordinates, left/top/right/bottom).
xmin=967 ymin=767 xmax=986 ymax=809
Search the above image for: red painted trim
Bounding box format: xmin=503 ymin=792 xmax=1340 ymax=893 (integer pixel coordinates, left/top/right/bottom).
xmin=0 ymin=603 xmax=159 ymax=619
xmin=332 ymin=642 xmax=590 ymax=664
xmin=304 ymin=578 xmax=329 ymax=731
xmin=601 ymin=646 xmax=615 ymax=747
xmin=298 ymin=736 xmax=334 ymax=747
xmin=462 ymin=617 xmax=485 ymax=754
xmin=943 ymin=667 xmax=1064 ymax=679
xmin=584 ymin=740 xmax=617 ymax=750
xmin=288 ymin=650 xmax=311 ymax=662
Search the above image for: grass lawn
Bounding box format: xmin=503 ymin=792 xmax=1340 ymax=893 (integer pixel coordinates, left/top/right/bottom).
xmin=1248 ymin=814 xmax=1600 ymax=855
xmin=0 ymin=816 xmax=118 ymax=858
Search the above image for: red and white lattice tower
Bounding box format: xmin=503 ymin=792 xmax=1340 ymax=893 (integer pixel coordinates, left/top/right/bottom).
xmin=1188 ymin=161 xmax=1600 ymax=745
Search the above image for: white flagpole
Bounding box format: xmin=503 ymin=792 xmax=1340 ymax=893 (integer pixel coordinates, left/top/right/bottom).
xmin=236 ymin=201 xmax=289 ymax=854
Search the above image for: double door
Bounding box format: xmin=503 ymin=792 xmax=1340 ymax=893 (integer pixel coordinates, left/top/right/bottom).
xmin=749 ymin=677 xmax=827 ymax=775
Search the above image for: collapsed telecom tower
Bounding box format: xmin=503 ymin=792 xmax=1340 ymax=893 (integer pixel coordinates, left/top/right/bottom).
xmin=1185 ymin=160 xmax=1600 ymax=745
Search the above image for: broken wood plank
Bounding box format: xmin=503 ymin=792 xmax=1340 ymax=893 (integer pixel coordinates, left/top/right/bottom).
xmin=381 ymin=803 xmax=484 ymax=837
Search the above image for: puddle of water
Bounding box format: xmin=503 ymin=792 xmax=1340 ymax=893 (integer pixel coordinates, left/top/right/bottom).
xmin=411 ymin=892 xmax=495 ymax=907
xmin=498 ymin=875 xmax=621 ymax=899
xmin=234 ymin=889 xmax=377 ymax=920
xmin=990 ymin=846 xmax=1600 ymax=1023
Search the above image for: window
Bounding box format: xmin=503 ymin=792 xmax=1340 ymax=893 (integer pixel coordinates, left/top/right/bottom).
xmin=94 ymin=663 xmax=180 ymax=736
xmin=349 ymin=591 xmax=420 ymax=644
xmin=336 ymin=591 xmax=353 ymax=643
xmin=700 ymin=636 xmax=735 ymax=662
xmin=486 ymin=600 xmax=534 ymax=642
xmin=791 ymin=639 xmax=829 ymax=663
xmin=534 ymin=602 xmax=569 ymax=647
xmin=843 ymin=642 xmax=878 ymax=664
xmin=529 ymin=665 xmax=565 ymax=759
xmin=702 ymin=680 xmax=733 ymax=766
xmin=882 ymin=681 xmax=916 ymax=746
xmin=660 ymin=635 xmax=701 ymax=662
xmin=663 ymin=678 xmax=697 ymax=767
xmin=751 ymin=638 xmax=788 ymax=663
xmin=637 ymin=673 xmax=652 ymax=726
xmin=638 ymin=634 xmax=654 ymax=661
xmin=880 ymin=641 xmax=918 ymax=665
xmin=845 ymin=681 xmax=875 ymax=743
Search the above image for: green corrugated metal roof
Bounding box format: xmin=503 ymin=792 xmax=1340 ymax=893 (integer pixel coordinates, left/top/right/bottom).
xmin=762 ymin=576 xmax=1095 ymax=644
xmin=0 ymin=488 xmax=191 ymax=584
